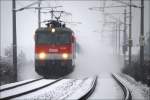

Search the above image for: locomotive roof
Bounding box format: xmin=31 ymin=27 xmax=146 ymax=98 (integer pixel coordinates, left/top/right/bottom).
xmin=35 ymin=27 xmax=73 ymax=33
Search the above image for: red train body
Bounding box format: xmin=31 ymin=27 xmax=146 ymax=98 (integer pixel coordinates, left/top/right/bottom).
xmin=35 ymin=26 xmax=76 ymax=78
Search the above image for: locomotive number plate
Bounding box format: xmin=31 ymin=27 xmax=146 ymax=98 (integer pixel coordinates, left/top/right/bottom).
xmin=49 ymin=48 xmax=59 ymax=53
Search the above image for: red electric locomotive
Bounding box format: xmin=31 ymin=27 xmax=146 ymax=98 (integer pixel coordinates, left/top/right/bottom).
xmin=35 ymin=20 xmax=76 ymax=78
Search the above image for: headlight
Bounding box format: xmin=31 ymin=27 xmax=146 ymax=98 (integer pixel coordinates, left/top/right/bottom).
xmin=51 ymin=28 xmax=55 ymax=33
xmin=38 ymin=52 xmax=47 ymax=60
xmin=62 ymin=53 xmax=69 ymax=59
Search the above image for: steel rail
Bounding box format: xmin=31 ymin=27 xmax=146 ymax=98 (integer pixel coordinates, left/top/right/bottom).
xmin=0 ymin=78 xmax=43 ymax=92
xmin=112 ymin=74 xmax=132 ymax=100
xmin=0 ymin=78 xmax=62 ymax=100
xmin=78 ymin=76 xmax=98 ymax=100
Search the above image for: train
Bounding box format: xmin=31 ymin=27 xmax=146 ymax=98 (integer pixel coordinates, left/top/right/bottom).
xmin=35 ymin=20 xmax=76 ymax=78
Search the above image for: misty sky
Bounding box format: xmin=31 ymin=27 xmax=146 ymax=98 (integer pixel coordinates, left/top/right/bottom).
xmin=0 ymin=0 xmax=150 ymax=61
xmin=1 ymin=1 xmax=102 ymax=60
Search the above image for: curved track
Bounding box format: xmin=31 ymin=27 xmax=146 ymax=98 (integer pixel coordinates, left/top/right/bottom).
xmin=1 ymin=75 xmax=129 ymax=100
xmin=112 ymin=74 xmax=132 ymax=100
xmin=79 ymin=76 xmax=97 ymax=100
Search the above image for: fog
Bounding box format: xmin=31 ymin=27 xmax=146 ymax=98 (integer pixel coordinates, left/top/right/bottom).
xmin=66 ymin=30 xmax=123 ymax=78
xmin=0 ymin=0 xmax=149 ymax=80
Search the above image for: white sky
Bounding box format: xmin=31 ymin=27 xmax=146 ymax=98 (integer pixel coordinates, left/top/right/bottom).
xmin=1 ymin=1 xmax=102 ymax=60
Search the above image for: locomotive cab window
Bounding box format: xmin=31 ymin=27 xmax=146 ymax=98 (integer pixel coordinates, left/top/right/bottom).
xmin=36 ymin=32 xmax=71 ymax=44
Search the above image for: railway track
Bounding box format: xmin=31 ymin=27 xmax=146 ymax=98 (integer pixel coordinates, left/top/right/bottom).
xmin=0 ymin=77 xmax=97 ymax=100
xmin=0 ymin=78 xmax=44 ymax=92
xmin=78 ymin=76 xmax=97 ymax=100
xmin=0 ymin=78 xmax=62 ymax=99
xmin=112 ymin=74 xmax=132 ymax=100
xmin=1 ymin=75 xmax=130 ymax=100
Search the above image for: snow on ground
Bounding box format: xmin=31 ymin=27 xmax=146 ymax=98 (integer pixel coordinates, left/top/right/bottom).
xmin=67 ymin=76 xmax=96 ymax=99
xmin=13 ymin=77 xmax=96 ymax=100
xmin=0 ymin=79 xmax=34 ymax=90
xmin=1 ymin=79 xmax=55 ymax=99
xmin=116 ymin=73 xmax=150 ymax=100
xmin=88 ymin=73 xmax=124 ymax=99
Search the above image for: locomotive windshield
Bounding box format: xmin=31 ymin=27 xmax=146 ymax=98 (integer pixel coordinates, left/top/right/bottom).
xmin=36 ymin=33 xmax=71 ymax=44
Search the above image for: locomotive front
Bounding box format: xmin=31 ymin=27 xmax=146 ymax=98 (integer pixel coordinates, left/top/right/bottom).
xmin=35 ymin=26 xmax=75 ymax=78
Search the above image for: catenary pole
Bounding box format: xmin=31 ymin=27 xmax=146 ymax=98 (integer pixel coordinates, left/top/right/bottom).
xmin=128 ymin=0 xmax=132 ymax=67
xmin=118 ymin=20 xmax=121 ymax=54
xmin=0 ymin=0 xmax=1 ymax=59
xmin=38 ymin=0 xmax=41 ymax=28
xmin=12 ymin=0 xmax=17 ymax=81
xmin=123 ymin=8 xmax=127 ymax=59
xmin=140 ymin=0 xmax=144 ymax=68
